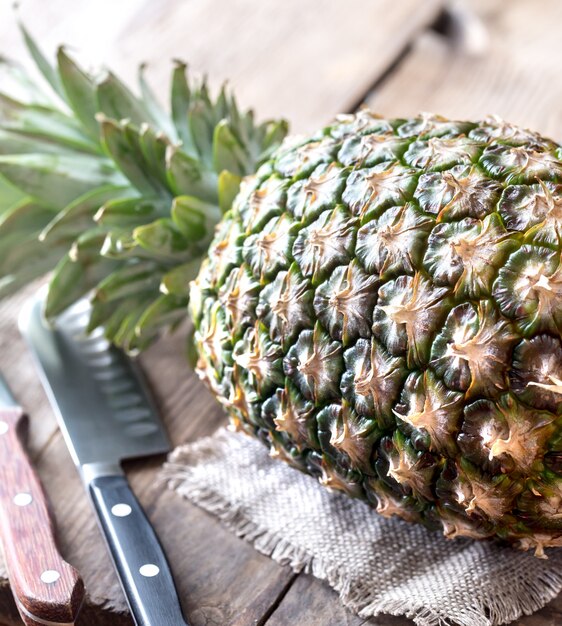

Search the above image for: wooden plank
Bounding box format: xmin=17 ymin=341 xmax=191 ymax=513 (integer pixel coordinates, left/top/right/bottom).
xmin=0 ymin=282 xmax=58 ymax=455
xmin=271 ymin=574 xmax=562 ymax=626
xmin=265 ymin=573 xmax=412 ymax=626
xmin=0 ymin=0 xmax=444 ymax=132
xmin=366 ymin=0 xmax=562 ymax=140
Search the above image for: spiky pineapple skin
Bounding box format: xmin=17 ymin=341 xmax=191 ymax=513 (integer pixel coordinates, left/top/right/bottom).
xmin=190 ymin=111 xmax=562 ymax=554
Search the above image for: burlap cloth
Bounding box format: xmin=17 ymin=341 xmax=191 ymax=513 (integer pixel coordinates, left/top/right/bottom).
xmin=163 ymin=427 xmax=562 ymax=626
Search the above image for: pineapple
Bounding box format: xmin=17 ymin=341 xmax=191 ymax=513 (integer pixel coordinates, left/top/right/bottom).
xmin=1 ymin=31 xmax=562 ymax=556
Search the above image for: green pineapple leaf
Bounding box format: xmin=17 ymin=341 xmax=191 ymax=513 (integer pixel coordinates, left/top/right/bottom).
xmin=100 ymin=116 xmax=165 ymax=196
xmin=136 ymin=293 xmax=188 ymax=337
xmin=217 ymin=170 xmax=242 ymax=214
xmin=96 ymin=72 xmax=151 ymax=128
xmin=170 ymin=62 xmax=191 ymax=148
xmin=171 ymin=195 xmax=222 ymax=243
xmin=138 ymin=64 xmax=176 ymax=140
xmin=45 ymin=230 xmax=118 ymax=317
xmin=56 ymin=47 xmax=100 ymax=140
xmin=0 ymin=25 xmax=288 ymax=351
xmin=133 ymin=218 xmax=190 ymax=259
xmin=161 ymin=260 xmax=201 ymax=296
xmin=19 ymin=23 xmax=65 ymax=99
xmin=0 ymin=153 xmax=125 ymax=208
xmin=40 ymin=185 xmax=132 ymax=246
xmin=213 ymin=120 xmax=250 ymax=176
xmin=0 ymin=93 xmax=98 ymax=154
xmin=94 ymin=196 xmax=166 ymax=228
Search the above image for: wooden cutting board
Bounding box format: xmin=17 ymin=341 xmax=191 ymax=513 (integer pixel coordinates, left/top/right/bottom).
xmin=0 ymin=1 xmax=561 ymax=624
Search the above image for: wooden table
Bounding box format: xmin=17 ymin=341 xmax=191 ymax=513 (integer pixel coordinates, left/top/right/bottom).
xmin=0 ymin=1 xmax=561 ymax=624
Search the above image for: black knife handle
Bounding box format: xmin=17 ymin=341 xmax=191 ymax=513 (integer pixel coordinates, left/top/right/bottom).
xmin=88 ymin=475 xmax=189 ymax=626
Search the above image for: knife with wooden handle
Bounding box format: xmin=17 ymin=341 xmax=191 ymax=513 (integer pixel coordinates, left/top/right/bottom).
xmin=20 ymin=293 xmax=190 ymax=626
xmin=0 ymin=373 xmax=84 ymax=626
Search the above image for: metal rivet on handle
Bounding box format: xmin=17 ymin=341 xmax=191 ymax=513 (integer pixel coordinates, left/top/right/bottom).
xmin=111 ymin=503 xmax=132 ymax=517
xmin=0 ymin=421 xmax=8 ymax=435
xmin=13 ymin=493 xmax=33 ymax=507
xmin=139 ymin=564 xmax=160 ymax=578
xmin=40 ymin=570 xmax=61 ymax=584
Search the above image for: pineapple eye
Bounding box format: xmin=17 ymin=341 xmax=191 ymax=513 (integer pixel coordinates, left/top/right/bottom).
xmin=493 ymin=245 xmax=562 ymax=336
xmin=510 ymin=335 xmax=562 ymax=414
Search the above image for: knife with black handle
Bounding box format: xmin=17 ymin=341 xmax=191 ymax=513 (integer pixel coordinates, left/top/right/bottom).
xmin=20 ymin=294 xmax=190 ymax=626
xmin=0 ymin=373 xmax=84 ymax=626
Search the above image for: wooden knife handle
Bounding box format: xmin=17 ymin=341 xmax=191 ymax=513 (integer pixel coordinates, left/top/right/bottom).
xmin=0 ymin=407 xmax=84 ymax=626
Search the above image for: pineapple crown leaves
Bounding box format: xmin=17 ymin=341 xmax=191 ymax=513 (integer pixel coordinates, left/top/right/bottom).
xmin=0 ymin=25 xmax=288 ymax=351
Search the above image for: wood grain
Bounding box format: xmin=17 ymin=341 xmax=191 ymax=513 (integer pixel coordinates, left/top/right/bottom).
xmin=366 ymin=0 xmax=562 ymax=139
xmin=266 ymin=572 xmax=423 ymax=626
xmin=0 ymin=407 xmax=83 ymax=626
xmin=0 ymin=0 xmax=561 ymax=625
xmin=0 ymin=0 xmax=443 ymax=132
xmin=0 ymin=282 xmax=57 ymax=456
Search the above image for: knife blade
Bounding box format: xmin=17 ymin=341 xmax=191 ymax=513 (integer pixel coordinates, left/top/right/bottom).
xmin=19 ymin=293 xmax=190 ymax=626
xmin=0 ymin=372 xmax=84 ymax=626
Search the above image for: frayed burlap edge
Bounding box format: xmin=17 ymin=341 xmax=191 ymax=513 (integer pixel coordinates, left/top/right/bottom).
xmin=162 ymin=428 xmax=562 ymax=626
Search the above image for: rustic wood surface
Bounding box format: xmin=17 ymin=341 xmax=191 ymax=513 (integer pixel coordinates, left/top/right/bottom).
xmin=0 ymin=0 xmax=443 ymax=133
xmin=0 ymin=0 xmax=561 ymax=625
xmin=366 ymin=0 xmax=562 ymax=140
xmin=0 ymin=406 xmax=84 ymax=626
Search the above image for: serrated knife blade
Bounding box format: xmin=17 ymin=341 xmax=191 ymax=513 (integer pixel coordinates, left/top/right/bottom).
xmin=19 ymin=291 xmax=190 ymax=626
xmin=19 ymin=295 xmax=170 ymax=471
